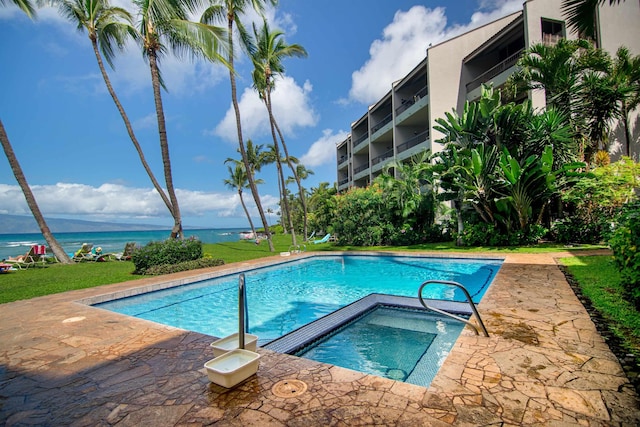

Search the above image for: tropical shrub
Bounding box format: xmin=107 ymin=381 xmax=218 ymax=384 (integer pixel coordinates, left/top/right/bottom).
xmin=132 ymin=237 xmax=203 ymax=274
xmin=144 ymin=257 xmax=225 ymax=275
xmin=609 ymin=201 xmax=640 ymax=308
xmin=457 ymin=222 xmax=546 ymax=246
xmin=555 ymin=158 xmax=639 ymax=243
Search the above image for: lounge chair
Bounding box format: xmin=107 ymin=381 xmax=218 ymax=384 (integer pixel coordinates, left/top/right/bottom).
xmin=72 ymin=243 xmax=94 ymax=262
xmin=5 ymin=244 xmax=47 ymax=269
xmin=304 ymin=231 xmax=316 ymax=242
xmin=112 ymin=242 xmax=136 ymax=261
xmin=312 ymin=233 xmax=331 ymax=244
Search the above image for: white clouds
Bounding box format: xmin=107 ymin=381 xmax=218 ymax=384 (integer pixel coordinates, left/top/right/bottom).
xmin=347 ymin=1 xmax=523 ymax=105
xmin=212 ymin=76 xmax=318 ymax=142
xmin=299 ymin=129 xmax=349 ymax=167
xmin=0 ymin=182 xmax=279 ymax=222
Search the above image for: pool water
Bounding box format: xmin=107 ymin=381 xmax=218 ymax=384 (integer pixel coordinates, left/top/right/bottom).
xmin=295 ymin=305 xmax=466 ymax=387
xmin=95 ymin=255 xmax=502 ymax=344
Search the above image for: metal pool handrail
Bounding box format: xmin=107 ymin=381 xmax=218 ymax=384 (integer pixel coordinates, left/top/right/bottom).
xmin=418 ymin=280 xmax=489 ymax=337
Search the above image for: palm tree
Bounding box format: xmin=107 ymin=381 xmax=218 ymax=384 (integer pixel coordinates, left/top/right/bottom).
xmin=224 ymin=161 xmax=262 ymax=237
xmin=200 ymin=0 xmax=277 ymax=251
xmin=248 ymin=18 xmax=307 ymax=243
xmin=561 ymin=0 xmax=625 ymax=40
xmin=263 ymin=143 xmax=291 ymax=235
xmin=52 ymin=0 xmax=185 ymax=238
xmin=133 ymin=0 xmax=227 ymax=239
xmin=0 ymin=120 xmax=72 ymax=263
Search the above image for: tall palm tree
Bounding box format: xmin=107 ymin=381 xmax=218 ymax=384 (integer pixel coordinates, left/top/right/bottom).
xmin=561 ymin=0 xmax=625 ymax=40
xmin=53 ymin=0 xmax=182 ymax=236
xmin=1 ymin=0 xmax=72 ymax=263
xmin=224 ymin=161 xmax=262 ymax=237
xmin=134 ymin=0 xmax=227 ymax=239
xmin=0 ymin=120 xmax=72 ymax=263
xmin=200 ymin=0 xmax=277 ymax=251
xmin=248 ymin=18 xmax=307 ymax=242
xmin=263 ymin=144 xmax=290 ymax=235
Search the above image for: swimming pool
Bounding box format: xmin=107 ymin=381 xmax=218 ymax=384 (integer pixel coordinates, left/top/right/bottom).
xmin=95 ymin=254 xmax=502 ymax=344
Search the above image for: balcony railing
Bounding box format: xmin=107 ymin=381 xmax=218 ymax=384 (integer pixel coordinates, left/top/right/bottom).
xmin=371 ymin=113 xmax=392 ymax=134
xmin=395 ymin=86 xmax=428 ymax=115
xmin=465 ymin=48 xmax=523 ymax=92
xmin=353 ymin=162 xmax=370 ymax=174
xmin=397 ymin=130 xmax=429 ymax=154
xmin=338 ymin=178 xmax=349 ymax=186
xmin=352 ymin=132 xmax=369 ymax=147
xmin=371 ymin=149 xmax=394 ymax=166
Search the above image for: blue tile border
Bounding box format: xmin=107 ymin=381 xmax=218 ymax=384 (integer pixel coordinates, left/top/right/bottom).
xmin=263 ymin=293 xmax=471 ymax=354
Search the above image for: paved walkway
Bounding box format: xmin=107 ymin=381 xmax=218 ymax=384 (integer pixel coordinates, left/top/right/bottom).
xmin=1 ymin=251 xmax=638 ymax=426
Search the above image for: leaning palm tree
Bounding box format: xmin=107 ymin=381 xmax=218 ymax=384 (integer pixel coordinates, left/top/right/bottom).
xmin=200 ymin=0 xmax=277 ymax=251
xmin=248 ymin=18 xmax=307 ymax=242
xmin=52 ymin=0 xmax=183 ymax=237
xmin=133 ymin=0 xmax=227 ymax=239
xmin=0 ymin=120 xmax=72 ymax=263
xmin=224 ymin=161 xmax=262 ymax=238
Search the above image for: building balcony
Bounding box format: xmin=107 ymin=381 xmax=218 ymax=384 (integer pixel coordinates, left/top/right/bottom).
xmin=395 ymin=86 xmax=428 ymax=116
xmin=397 ymin=130 xmax=429 ymax=154
xmin=465 ymin=48 xmax=523 ymax=93
xmin=371 ymin=113 xmax=392 ymax=135
xmin=352 ymin=133 xmax=369 ymax=153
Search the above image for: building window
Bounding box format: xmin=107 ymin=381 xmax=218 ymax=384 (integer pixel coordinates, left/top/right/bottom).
xmin=541 ymin=18 xmax=564 ymax=45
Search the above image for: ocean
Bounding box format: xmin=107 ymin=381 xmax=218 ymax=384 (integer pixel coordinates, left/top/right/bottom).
xmin=0 ymin=228 xmax=248 ymax=261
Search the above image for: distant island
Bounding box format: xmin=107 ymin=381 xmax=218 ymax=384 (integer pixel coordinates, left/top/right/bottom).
xmin=0 ymin=214 xmax=174 ymax=234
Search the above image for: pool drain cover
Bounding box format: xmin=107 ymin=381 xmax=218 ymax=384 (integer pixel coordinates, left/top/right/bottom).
xmin=272 ymin=379 xmax=307 ymax=398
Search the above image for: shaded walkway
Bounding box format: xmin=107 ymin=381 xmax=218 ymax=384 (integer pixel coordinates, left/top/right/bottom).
xmin=0 ymin=252 xmax=638 ymax=425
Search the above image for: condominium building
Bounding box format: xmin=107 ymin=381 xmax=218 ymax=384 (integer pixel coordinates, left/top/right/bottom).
xmin=336 ymin=0 xmax=640 ymax=191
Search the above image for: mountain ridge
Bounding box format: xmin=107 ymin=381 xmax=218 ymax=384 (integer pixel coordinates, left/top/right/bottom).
xmin=0 ymin=214 xmax=174 ymax=234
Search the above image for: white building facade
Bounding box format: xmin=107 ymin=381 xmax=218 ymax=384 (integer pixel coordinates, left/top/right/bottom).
xmin=336 ymin=0 xmax=640 ymax=191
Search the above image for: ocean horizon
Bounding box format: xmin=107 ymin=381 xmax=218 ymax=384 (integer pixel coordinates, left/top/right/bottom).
xmin=0 ymin=228 xmax=248 ymax=261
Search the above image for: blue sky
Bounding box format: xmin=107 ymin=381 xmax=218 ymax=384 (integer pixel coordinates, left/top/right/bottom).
xmin=0 ymin=0 xmax=521 ymax=229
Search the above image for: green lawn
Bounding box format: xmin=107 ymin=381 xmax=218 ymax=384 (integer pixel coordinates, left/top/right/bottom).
xmin=559 ymin=255 xmax=640 ymax=355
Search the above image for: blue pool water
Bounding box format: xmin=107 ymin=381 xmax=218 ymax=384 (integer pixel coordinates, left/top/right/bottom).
xmin=96 ymin=255 xmax=502 ymax=344
xmin=295 ymin=305 xmax=466 ymax=387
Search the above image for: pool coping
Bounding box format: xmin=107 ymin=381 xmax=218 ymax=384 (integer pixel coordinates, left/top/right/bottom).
xmin=264 ymin=293 xmax=471 ymax=354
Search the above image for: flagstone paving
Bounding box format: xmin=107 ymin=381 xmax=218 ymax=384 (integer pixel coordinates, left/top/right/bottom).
xmin=1 ymin=251 xmax=638 ymax=426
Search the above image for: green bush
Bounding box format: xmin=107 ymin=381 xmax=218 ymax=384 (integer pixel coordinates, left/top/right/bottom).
xmin=609 ymin=201 xmax=640 ymax=308
xmin=459 ymin=222 xmax=547 ymax=246
xmin=550 ymin=217 xmax=609 ymax=244
xmin=144 ymin=257 xmax=225 ymax=275
xmin=132 ymin=237 xmax=203 ymax=274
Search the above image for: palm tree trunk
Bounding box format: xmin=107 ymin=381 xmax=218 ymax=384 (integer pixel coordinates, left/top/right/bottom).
xmin=238 ymin=190 xmax=256 ymax=236
xmin=91 ymin=38 xmax=175 ymax=217
xmin=227 ymin=16 xmax=273 ymax=251
xmin=273 ymin=119 xmax=309 ymax=239
xmin=0 ymin=120 xmax=72 ymax=263
xmin=265 ymin=89 xmax=296 ymax=245
xmin=147 ymin=50 xmax=183 ymax=239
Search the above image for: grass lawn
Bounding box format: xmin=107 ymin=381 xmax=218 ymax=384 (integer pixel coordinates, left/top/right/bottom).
xmin=559 ymin=255 xmax=640 ymax=355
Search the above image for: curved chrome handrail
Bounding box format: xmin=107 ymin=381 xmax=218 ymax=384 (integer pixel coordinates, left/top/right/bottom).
xmin=418 ymin=280 xmax=489 ymax=337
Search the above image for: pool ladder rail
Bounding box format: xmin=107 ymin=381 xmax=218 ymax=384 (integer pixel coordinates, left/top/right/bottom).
xmin=418 ymin=280 xmax=489 ymax=337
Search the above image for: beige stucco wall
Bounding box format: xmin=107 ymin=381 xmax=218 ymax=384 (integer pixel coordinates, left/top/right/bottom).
xmin=427 ymin=13 xmax=520 ymax=152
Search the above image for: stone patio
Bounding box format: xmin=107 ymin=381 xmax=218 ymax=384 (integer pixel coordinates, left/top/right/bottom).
xmin=1 ymin=251 xmax=638 ymax=426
